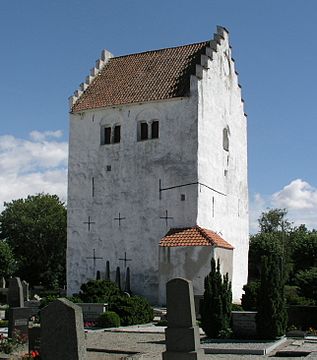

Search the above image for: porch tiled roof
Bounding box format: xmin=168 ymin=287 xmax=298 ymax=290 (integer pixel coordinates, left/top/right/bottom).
xmin=159 ymin=225 xmax=234 ymax=249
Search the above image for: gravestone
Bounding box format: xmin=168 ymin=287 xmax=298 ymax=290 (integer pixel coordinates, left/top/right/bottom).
xmin=0 ymin=277 xmax=5 ymax=288
xmin=125 ymin=267 xmax=131 ymax=294
xmin=22 ymin=280 xmax=30 ymax=302
xmin=41 ymin=298 xmax=86 ymax=360
xmin=105 ymin=261 xmax=110 ymax=281
xmin=8 ymin=307 xmax=39 ymax=339
xmin=116 ymin=267 xmax=121 ymax=290
xmin=163 ymin=278 xmax=205 ymax=360
xmin=8 ymin=277 xmax=24 ymax=308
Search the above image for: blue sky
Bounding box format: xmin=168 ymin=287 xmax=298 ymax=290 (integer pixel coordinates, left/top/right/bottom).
xmin=1 ymin=0 xmax=317 ymax=232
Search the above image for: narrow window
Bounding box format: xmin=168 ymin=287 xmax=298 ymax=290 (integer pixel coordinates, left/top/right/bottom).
xmin=91 ymin=177 xmax=95 ymax=197
xmin=223 ymin=128 xmax=229 ymax=151
xmin=151 ymin=121 xmax=159 ymax=139
xmin=140 ymin=122 xmax=148 ymax=140
xmin=104 ymin=127 xmax=111 ymax=145
xmin=212 ymin=196 xmax=215 ymax=218
xmin=181 ymin=194 xmax=186 ymax=201
xmin=113 ymin=125 xmax=121 ymax=143
xmin=106 ymin=165 xmax=111 ymax=172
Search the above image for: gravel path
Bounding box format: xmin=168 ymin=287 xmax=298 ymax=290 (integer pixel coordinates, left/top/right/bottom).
xmin=86 ymin=332 xmax=310 ymax=360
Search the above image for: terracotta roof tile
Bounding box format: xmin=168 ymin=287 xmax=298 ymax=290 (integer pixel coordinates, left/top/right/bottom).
xmin=159 ymin=226 xmax=234 ymax=249
xmin=72 ymin=41 xmax=208 ymax=112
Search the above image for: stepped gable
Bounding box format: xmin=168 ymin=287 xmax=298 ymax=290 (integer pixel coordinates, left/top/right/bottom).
xmin=159 ymin=225 xmax=234 ymax=249
xmin=71 ymin=41 xmax=208 ymax=113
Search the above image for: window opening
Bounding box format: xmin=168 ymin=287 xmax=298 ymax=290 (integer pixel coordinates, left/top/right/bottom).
xmin=106 ymin=165 xmax=111 ymax=172
xmin=104 ymin=127 xmax=111 ymax=145
xmin=212 ymin=196 xmax=215 ymax=218
xmin=140 ymin=122 xmax=148 ymax=140
xmin=151 ymin=121 xmax=159 ymax=139
xmin=113 ymin=125 xmax=121 ymax=143
xmin=223 ymin=128 xmax=229 ymax=151
xmin=181 ymin=194 xmax=186 ymax=201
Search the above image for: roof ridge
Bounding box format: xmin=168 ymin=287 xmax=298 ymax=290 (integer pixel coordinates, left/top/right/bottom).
xmin=112 ymin=40 xmax=209 ymax=59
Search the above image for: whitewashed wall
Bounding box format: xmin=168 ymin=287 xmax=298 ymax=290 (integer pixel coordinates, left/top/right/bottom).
xmin=195 ymin=30 xmax=249 ymax=302
xmin=67 ymin=96 xmax=200 ymax=303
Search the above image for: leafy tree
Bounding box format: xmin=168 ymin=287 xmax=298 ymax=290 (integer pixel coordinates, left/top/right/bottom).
xmin=256 ymin=254 xmax=287 ymax=339
xmin=294 ymin=267 xmax=317 ymax=304
xmin=0 ymin=240 xmax=17 ymax=278
xmin=258 ymin=208 xmax=292 ymax=233
xmin=0 ymin=194 xmax=67 ymax=288
xmin=290 ymin=231 xmax=317 ymax=273
xmin=200 ymin=258 xmax=232 ymax=338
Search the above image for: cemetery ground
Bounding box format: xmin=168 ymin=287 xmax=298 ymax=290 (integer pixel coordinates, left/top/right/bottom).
xmin=0 ymin=327 xmax=316 ymax=359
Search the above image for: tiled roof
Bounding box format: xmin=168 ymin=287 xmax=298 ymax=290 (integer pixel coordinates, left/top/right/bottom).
xmin=159 ymin=226 xmax=234 ymax=249
xmin=72 ymin=41 xmax=208 ymax=112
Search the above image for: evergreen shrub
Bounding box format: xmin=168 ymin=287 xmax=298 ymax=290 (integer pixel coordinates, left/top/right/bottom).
xmin=256 ymin=254 xmax=288 ymax=339
xmin=241 ymin=281 xmax=260 ymax=310
xmin=200 ymin=258 xmax=232 ymax=338
xmin=96 ymin=311 xmax=120 ymax=328
xmin=79 ymin=280 xmax=121 ymax=303
xmin=109 ymin=295 xmax=153 ymax=326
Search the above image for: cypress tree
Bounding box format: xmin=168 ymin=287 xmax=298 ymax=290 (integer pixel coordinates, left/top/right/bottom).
xmin=256 ymin=254 xmax=288 ymax=339
xmin=201 ymin=258 xmax=232 ymax=338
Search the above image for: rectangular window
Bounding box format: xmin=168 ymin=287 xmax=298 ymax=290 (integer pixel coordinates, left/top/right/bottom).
xmin=113 ymin=125 xmax=121 ymax=143
xmin=140 ymin=122 xmax=148 ymax=140
xmin=104 ymin=127 xmax=111 ymax=145
xmin=151 ymin=121 xmax=159 ymax=139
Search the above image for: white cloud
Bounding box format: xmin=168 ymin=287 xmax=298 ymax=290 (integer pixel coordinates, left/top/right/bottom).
xmin=249 ymin=179 xmax=317 ymax=233
xmin=0 ymin=131 xmax=68 ymax=210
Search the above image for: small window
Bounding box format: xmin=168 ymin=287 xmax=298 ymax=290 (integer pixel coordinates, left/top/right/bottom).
xmin=181 ymin=194 xmax=186 ymax=201
xmin=113 ymin=125 xmax=121 ymax=143
xmin=106 ymin=165 xmax=111 ymax=172
xmin=140 ymin=122 xmax=148 ymax=140
xmin=151 ymin=121 xmax=159 ymax=139
xmin=223 ymin=128 xmax=229 ymax=151
xmin=104 ymin=127 xmax=111 ymax=145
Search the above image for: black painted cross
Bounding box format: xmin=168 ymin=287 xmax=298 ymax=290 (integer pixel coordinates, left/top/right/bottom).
xmin=86 ymin=248 xmax=103 ymax=276
xmin=114 ymin=212 xmax=126 ymax=227
xmin=119 ymin=252 xmax=132 ymax=267
xmin=83 ymin=216 xmax=95 ymax=231
xmin=160 ymin=210 xmax=173 ymax=226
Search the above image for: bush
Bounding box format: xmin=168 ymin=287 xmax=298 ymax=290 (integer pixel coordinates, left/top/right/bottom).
xmin=40 ymin=295 xmax=82 ymax=308
xmin=79 ymin=280 xmax=122 ymax=303
xmin=241 ymin=281 xmax=260 ymax=310
xmin=284 ymin=285 xmax=315 ymax=306
xmin=256 ymin=254 xmax=288 ymax=339
xmin=294 ymin=267 xmax=317 ymax=304
xmin=200 ymin=258 xmax=232 ymax=338
xmin=96 ymin=311 xmax=120 ymax=328
xmin=109 ymin=295 xmax=153 ymax=326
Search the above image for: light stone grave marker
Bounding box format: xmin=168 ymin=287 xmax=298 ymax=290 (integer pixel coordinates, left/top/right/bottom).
xmin=22 ymin=280 xmax=30 ymax=301
xmin=163 ymin=277 xmax=205 ymax=360
xmin=41 ymin=298 xmax=87 ymax=360
xmin=0 ymin=277 xmax=5 ymax=288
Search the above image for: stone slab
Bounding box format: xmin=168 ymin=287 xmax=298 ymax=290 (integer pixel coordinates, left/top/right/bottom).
xmin=41 ymin=298 xmax=87 ymax=360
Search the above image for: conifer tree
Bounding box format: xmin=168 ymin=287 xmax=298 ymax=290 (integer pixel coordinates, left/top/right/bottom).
xmin=256 ymin=254 xmax=288 ymax=339
xmin=200 ymin=258 xmax=232 ymax=338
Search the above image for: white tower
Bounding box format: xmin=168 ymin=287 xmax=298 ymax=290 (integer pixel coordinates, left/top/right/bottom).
xmin=67 ymin=26 xmax=248 ymax=304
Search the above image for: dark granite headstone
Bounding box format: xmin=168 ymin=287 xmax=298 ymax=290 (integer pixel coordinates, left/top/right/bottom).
xmin=116 ymin=267 xmax=121 ymax=290
xmin=125 ymin=267 xmax=131 ymax=294
xmin=163 ymin=278 xmax=205 ymax=360
xmin=8 ymin=307 xmax=39 ymax=339
xmin=41 ymin=298 xmax=86 ymax=360
xmin=8 ymin=277 xmax=24 ymax=308
xmin=105 ymin=261 xmax=110 ymax=281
